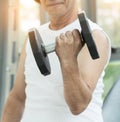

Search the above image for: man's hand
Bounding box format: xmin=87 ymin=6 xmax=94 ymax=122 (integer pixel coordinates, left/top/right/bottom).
xmin=55 ymin=29 xmax=84 ymax=64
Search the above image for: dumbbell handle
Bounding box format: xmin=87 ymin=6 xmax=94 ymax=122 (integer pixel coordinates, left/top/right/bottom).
xmin=44 ymin=42 xmax=56 ymax=54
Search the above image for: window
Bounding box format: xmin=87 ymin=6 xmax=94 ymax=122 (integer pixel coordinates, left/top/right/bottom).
xmin=19 ymin=0 xmax=40 ymax=50
xmin=97 ymin=0 xmax=120 ymax=48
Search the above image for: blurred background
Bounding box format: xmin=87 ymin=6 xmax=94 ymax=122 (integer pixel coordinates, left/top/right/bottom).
xmin=0 ymin=0 xmax=120 ymax=118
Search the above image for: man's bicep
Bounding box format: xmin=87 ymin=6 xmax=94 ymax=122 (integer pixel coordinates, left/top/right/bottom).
xmin=78 ymin=30 xmax=110 ymax=92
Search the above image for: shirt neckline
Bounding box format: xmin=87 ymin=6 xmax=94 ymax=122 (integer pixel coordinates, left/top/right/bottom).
xmin=46 ymin=19 xmax=79 ymax=33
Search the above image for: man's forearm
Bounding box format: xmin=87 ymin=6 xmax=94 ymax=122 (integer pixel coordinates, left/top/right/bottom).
xmin=1 ymin=94 xmax=25 ymax=122
xmin=61 ymin=60 xmax=92 ymax=115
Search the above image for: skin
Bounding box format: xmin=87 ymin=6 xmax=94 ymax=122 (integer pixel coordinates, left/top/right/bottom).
xmin=40 ymin=0 xmax=78 ymax=29
xmin=1 ymin=38 xmax=27 ymax=122
xmin=1 ymin=0 xmax=111 ymax=121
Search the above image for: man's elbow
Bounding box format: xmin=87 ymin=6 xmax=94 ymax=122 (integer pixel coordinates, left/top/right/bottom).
xmin=70 ymin=96 xmax=92 ymax=115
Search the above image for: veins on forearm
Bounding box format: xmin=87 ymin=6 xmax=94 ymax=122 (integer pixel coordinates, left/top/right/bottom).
xmin=61 ymin=61 xmax=92 ymax=114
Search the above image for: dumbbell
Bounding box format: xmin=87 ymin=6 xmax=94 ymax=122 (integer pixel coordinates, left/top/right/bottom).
xmin=28 ymin=12 xmax=99 ymax=76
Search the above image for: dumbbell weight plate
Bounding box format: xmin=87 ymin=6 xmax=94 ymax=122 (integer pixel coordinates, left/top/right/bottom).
xmin=29 ymin=28 xmax=51 ymax=75
xmin=78 ymin=12 xmax=100 ymax=59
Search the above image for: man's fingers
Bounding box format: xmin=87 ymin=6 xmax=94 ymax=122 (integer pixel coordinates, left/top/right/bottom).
xmin=72 ymin=29 xmax=85 ymax=46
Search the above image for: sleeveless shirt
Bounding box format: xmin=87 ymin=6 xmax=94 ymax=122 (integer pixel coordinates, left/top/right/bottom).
xmin=21 ymin=18 xmax=110 ymax=122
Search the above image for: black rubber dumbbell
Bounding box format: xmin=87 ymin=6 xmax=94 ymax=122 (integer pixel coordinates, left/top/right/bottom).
xmin=28 ymin=12 xmax=99 ymax=76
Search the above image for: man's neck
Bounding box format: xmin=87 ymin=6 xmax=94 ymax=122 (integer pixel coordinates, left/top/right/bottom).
xmin=49 ymin=9 xmax=78 ymax=30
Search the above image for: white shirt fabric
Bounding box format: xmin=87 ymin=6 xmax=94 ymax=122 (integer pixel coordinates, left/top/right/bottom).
xmin=21 ymin=18 xmax=110 ymax=122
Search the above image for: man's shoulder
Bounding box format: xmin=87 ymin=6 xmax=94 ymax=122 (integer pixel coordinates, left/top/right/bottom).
xmin=87 ymin=19 xmax=102 ymax=31
xmin=37 ymin=22 xmax=50 ymax=31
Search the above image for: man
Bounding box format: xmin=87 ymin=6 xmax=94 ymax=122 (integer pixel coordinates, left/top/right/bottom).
xmin=1 ymin=0 xmax=111 ymax=122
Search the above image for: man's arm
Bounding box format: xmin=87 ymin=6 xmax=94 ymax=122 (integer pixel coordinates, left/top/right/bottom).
xmin=55 ymin=29 xmax=111 ymax=115
xmin=1 ymin=39 xmax=27 ymax=122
